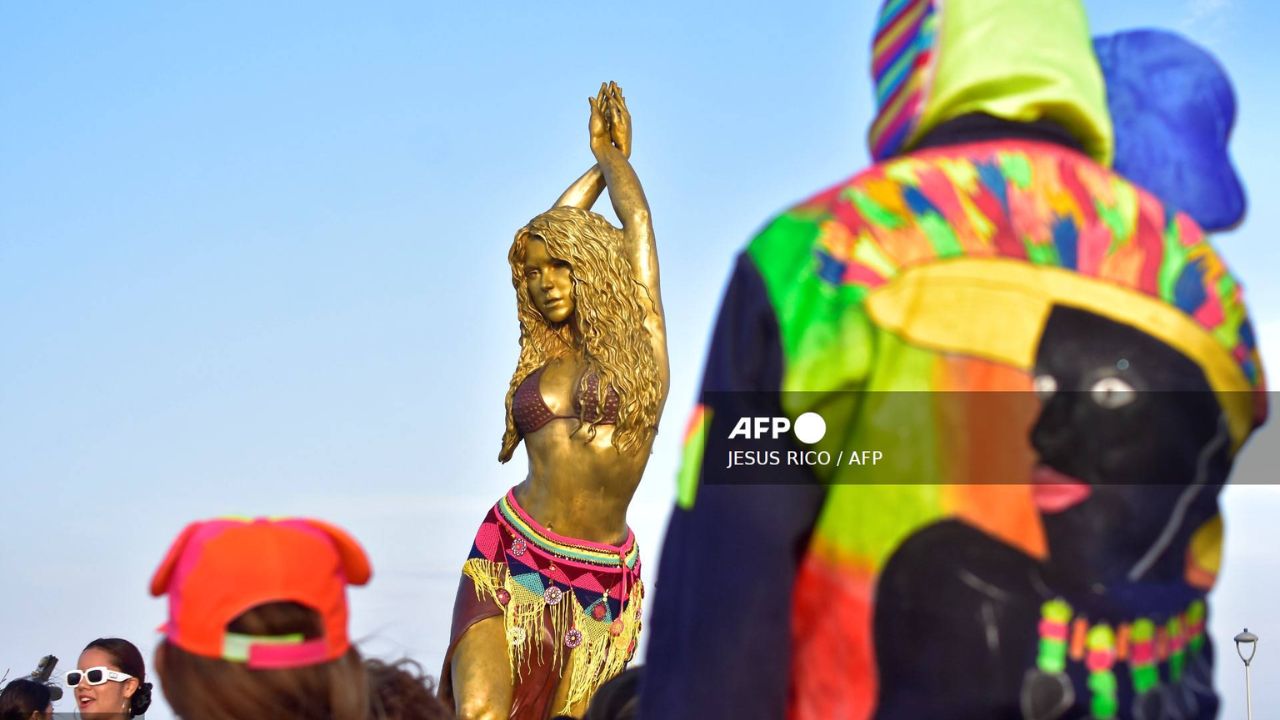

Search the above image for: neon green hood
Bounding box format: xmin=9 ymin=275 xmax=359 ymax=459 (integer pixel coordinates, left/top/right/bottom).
xmin=868 ymin=0 xmax=1113 ymax=165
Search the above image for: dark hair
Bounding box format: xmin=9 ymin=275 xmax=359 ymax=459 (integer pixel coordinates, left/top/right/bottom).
xmin=156 ymin=601 xmax=368 ymax=720
xmin=364 ymin=658 xmax=452 ymax=720
xmin=0 ymin=678 xmax=51 ymax=720
xmin=582 ymin=666 xmax=641 ymax=720
xmin=157 ymin=602 xmax=453 ymax=720
xmin=84 ymin=638 xmax=152 ymax=717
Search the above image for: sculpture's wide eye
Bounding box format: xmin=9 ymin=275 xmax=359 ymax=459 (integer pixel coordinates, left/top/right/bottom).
xmin=1033 ymin=374 xmax=1057 ymax=399
xmin=1090 ymin=376 xmax=1136 ymax=409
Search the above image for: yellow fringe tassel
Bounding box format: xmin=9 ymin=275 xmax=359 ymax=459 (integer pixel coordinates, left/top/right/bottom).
xmin=462 ymin=557 xmax=643 ymax=714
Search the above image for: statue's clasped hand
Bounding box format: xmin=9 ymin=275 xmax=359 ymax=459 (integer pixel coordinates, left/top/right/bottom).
xmin=589 ymin=81 xmax=631 ymax=159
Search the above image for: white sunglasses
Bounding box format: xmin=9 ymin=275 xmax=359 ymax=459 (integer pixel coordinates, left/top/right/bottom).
xmin=65 ymin=666 xmax=134 ymax=687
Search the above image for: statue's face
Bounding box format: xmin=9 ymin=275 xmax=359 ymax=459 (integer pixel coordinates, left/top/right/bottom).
xmin=1030 ymin=306 xmax=1227 ymax=585
xmin=523 ymin=239 xmax=575 ymax=324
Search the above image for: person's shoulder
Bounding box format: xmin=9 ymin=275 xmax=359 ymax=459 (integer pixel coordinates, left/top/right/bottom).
xmin=745 ymin=151 xmax=961 ymax=256
xmin=740 ymin=169 xmax=876 ymax=270
xmin=740 ymin=157 xmax=928 ymax=295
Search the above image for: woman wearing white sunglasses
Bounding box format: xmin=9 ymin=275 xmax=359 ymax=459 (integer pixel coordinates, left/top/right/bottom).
xmin=68 ymin=638 xmax=152 ymax=718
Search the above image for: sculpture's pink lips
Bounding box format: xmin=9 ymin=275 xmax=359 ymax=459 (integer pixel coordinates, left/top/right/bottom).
xmin=1032 ymin=464 xmax=1092 ymax=513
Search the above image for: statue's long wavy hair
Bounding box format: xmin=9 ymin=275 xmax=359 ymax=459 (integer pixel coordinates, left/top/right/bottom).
xmin=499 ymin=206 xmax=660 ymax=462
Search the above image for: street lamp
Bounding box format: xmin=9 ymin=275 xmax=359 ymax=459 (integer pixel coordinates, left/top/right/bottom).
xmin=1235 ymin=629 xmax=1258 ymax=720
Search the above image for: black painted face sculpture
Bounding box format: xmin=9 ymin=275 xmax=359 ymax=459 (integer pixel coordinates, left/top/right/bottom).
xmin=1030 ymin=306 xmax=1232 ymax=588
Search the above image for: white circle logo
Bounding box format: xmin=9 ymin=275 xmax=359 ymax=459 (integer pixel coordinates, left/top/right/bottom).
xmin=793 ymin=412 xmax=826 ymax=444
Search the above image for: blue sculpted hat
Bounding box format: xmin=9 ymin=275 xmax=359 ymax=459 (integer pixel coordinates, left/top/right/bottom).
xmin=1095 ymin=29 xmax=1246 ymax=231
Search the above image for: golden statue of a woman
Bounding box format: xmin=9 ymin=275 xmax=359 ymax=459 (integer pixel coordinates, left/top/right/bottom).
xmin=440 ymin=82 xmax=668 ymax=720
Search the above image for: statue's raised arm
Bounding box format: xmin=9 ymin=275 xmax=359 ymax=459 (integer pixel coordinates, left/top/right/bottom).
xmin=550 ymin=85 xmax=624 ymax=212
xmin=588 ymin=82 xmax=669 ymax=405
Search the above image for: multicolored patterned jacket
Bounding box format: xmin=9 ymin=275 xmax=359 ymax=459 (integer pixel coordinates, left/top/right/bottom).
xmin=641 ymin=1 xmax=1264 ymax=719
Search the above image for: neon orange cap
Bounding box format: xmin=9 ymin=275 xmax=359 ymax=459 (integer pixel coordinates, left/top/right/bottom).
xmin=150 ymin=517 xmax=372 ymax=669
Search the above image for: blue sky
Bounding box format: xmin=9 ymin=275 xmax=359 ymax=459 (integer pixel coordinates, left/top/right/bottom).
xmin=2 ymin=2 xmax=1277 ymax=717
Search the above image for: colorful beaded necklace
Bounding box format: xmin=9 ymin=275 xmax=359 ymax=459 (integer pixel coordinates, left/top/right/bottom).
xmin=1035 ymin=598 xmax=1207 ymax=719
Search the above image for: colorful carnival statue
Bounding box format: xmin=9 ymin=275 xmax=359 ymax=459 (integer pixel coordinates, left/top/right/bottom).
xmin=442 ymin=83 xmax=668 ymax=720
xmin=874 ymin=25 xmax=1259 ymax=720
xmin=640 ymin=2 xmax=1265 ymax=719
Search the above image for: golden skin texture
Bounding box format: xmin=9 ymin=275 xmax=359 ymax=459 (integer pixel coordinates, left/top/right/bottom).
xmin=450 ymin=82 xmax=668 ymax=720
